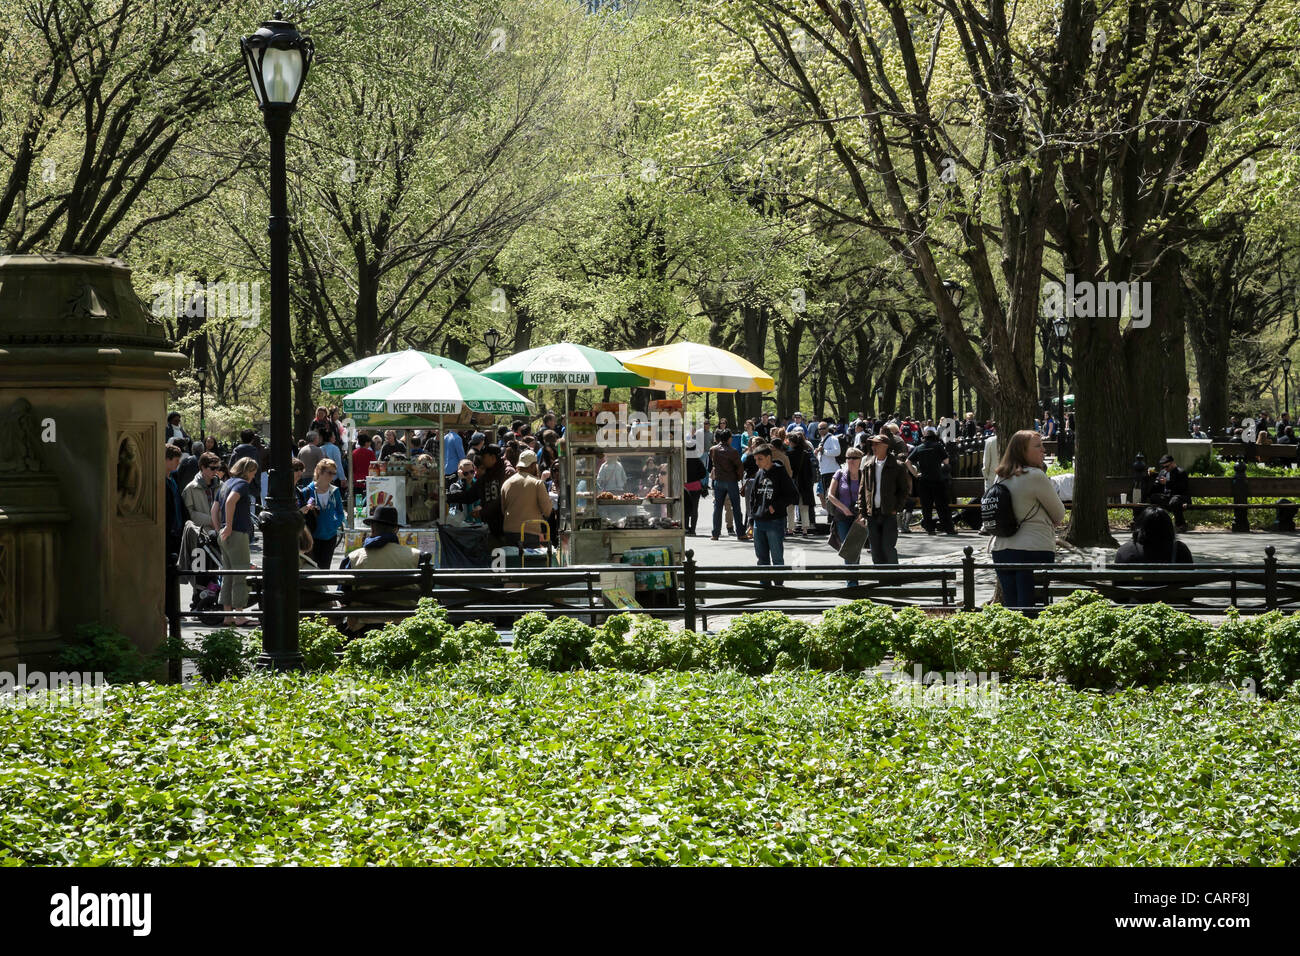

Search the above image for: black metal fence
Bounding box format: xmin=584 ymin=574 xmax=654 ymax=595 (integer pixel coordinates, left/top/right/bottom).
xmin=168 ymin=545 xmax=1296 ymax=647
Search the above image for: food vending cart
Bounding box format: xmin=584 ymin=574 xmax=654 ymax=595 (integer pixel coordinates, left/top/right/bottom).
xmin=561 ymin=402 xmax=686 ymax=603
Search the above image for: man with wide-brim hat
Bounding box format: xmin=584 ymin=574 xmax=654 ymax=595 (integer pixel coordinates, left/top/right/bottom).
xmin=338 ymin=505 xmax=422 ymax=632
xmin=858 ymin=432 xmax=912 ymax=564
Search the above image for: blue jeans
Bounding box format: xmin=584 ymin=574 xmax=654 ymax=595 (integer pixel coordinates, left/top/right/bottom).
xmin=712 ymin=479 xmax=742 ymax=537
xmin=834 ymin=515 xmax=859 ymax=587
xmin=992 ymin=549 xmax=1054 ymax=616
xmin=752 ymin=518 xmax=785 ymax=582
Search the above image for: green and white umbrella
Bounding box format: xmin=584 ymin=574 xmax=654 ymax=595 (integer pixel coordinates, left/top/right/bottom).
xmin=481 ymin=342 xmax=649 ymax=389
xmin=342 ymin=365 xmax=534 ymax=420
xmin=321 ymin=349 xmax=457 ymax=394
xmin=343 ymin=365 xmax=533 ymax=526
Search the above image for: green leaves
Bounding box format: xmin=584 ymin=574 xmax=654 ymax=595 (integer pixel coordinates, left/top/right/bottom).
xmin=1 ymin=667 xmax=1297 ymax=865
xmin=716 ymin=610 xmax=811 ymax=673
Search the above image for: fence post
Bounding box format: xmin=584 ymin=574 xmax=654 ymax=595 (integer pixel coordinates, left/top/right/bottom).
xmin=166 ymin=566 xmax=182 ymax=684
xmin=1265 ymin=545 xmax=1278 ymax=610
xmin=961 ymin=545 xmax=975 ymax=611
xmin=1232 ymin=460 xmax=1251 ymax=533
xmin=683 ymin=549 xmax=697 ymax=633
xmin=420 ymin=558 xmax=433 ymax=601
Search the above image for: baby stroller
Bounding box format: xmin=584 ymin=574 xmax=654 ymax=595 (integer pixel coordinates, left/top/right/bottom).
xmin=178 ymin=522 xmax=225 ymax=624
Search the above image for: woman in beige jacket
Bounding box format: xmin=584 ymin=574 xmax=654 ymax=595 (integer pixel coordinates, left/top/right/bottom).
xmin=989 ymin=429 xmax=1066 ymax=616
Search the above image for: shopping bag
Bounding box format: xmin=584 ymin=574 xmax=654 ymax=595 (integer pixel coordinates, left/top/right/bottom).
xmin=837 ymin=518 xmax=868 ymax=564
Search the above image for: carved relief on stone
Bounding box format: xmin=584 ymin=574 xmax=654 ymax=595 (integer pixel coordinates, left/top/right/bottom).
xmin=116 ymin=434 xmax=144 ymax=517
xmin=0 ymin=398 xmax=43 ymax=473
xmin=64 ymin=277 xmax=110 ymax=323
xmin=112 ymin=423 xmax=156 ymax=521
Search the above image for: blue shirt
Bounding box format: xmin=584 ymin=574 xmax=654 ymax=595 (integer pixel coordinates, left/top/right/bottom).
xmin=218 ymin=478 xmax=255 ymax=534
xmin=443 ymin=430 xmax=465 ymax=475
xmin=320 ymin=441 xmax=346 ymax=481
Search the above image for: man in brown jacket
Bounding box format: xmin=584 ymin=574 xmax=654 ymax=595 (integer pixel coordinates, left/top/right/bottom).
xmin=501 ymin=449 xmax=553 ymax=546
xmin=709 ymin=429 xmax=744 ymax=540
xmin=858 ymin=433 xmax=912 ymax=564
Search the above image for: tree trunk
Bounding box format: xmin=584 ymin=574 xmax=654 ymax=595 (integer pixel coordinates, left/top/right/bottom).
xmin=292 ymin=306 xmax=318 ymax=439
xmin=773 ymin=321 xmax=804 ymax=419
xmin=355 ymin=261 xmax=381 ymax=357
xmin=442 ymin=336 xmax=470 ymax=364
xmin=733 ymin=303 xmax=769 ymax=422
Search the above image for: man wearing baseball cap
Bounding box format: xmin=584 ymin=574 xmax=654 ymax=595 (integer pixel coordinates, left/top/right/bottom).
xmin=338 ymin=505 xmax=422 ymax=632
xmin=1149 ymin=453 xmax=1191 ymax=530
xmin=501 ymin=448 xmax=554 ymax=547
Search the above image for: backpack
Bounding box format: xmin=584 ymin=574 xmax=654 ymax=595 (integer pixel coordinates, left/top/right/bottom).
xmin=979 ymin=479 xmax=1038 ymax=537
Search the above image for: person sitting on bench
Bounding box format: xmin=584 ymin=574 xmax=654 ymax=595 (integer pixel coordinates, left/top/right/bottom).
xmin=338 ymin=505 xmax=422 ymax=632
xmin=1114 ymin=507 xmax=1193 ymax=565
xmin=1147 ymin=454 xmax=1191 ymax=530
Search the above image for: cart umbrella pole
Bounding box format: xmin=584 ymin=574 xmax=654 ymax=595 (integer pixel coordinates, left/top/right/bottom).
xmin=565 ymin=387 xmax=573 ymax=559
xmin=681 ymin=386 xmax=688 ymax=534
xmin=438 ymin=413 xmax=446 ymax=525
xmin=346 ymin=425 xmax=355 ymax=530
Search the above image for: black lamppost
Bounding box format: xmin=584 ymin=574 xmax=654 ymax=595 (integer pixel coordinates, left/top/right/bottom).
xmin=1052 ymin=314 xmax=1071 ymax=461
xmin=241 ymin=12 xmax=313 ymax=670
xmin=942 ymin=280 xmax=964 ymax=420
xmin=195 ymin=365 xmax=208 ymax=442
xmin=1283 ymin=356 xmax=1292 ymax=423
xmin=484 ymin=327 xmax=502 ymax=367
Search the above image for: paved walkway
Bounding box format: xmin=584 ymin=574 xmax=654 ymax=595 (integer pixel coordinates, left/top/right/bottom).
xmin=178 ymin=512 xmax=1300 ymax=645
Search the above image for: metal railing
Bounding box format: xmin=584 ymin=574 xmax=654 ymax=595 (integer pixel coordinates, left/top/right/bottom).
xmin=168 ymin=545 xmax=1294 ymax=647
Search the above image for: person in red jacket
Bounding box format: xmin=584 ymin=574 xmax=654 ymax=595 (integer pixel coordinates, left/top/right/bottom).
xmin=352 ymin=432 xmax=376 ymax=495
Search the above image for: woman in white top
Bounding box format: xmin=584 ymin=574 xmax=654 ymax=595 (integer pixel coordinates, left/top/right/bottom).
xmin=990 ymin=429 xmax=1066 ymax=615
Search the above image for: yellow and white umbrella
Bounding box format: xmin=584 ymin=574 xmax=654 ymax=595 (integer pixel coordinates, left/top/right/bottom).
xmin=611 ymin=343 xmax=774 ymax=393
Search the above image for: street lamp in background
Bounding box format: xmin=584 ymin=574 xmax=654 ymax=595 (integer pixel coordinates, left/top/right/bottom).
xmin=484 ymin=327 xmax=502 ymax=367
xmin=1052 ymin=314 xmax=1071 ymax=461
xmin=241 ymin=11 xmax=313 ymax=670
xmin=1284 ymin=356 xmax=1293 ymax=423
xmin=941 ymin=280 xmax=964 ymax=420
xmin=195 ymin=365 xmax=208 ymax=442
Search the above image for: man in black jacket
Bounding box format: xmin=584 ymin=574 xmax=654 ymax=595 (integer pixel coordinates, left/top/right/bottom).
xmin=859 ymin=433 xmax=913 ymax=564
xmin=746 ymin=444 xmax=798 ymax=582
xmin=1148 ymin=453 xmax=1192 ymax=529
xmin=907 ymin=426 xmax=956 ymax=535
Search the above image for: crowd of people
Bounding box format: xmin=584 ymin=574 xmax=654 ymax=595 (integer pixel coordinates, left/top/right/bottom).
xmin=164 ymin=406 xmax=574 ymax=625
xmin=162 ymin=397 xmax=1215 ymax=623
xmin=1196 ymin=411 xmax=1299 ymax=454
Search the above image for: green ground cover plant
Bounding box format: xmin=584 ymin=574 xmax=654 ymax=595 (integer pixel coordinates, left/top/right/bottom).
xmin=2 ymin=661 xmax=1297 ymax=865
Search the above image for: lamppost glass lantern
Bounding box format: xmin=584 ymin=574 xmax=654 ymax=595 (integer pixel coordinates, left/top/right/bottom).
xmin=942 ymin=279 xmax=965 ymax=310
xmin=484 ymin=328 xmax=502 ymax=366
xmin=240 ymin=13 xmax=314 ymax=110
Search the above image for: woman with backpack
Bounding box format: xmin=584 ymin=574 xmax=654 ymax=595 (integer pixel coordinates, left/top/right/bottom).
xmin=986 ymin=429 xmax=1065 ymax=616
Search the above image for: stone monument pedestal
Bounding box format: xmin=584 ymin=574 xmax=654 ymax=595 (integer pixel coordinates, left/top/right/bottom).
xmin=0 ymin=255 xmax=186 ymax=671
